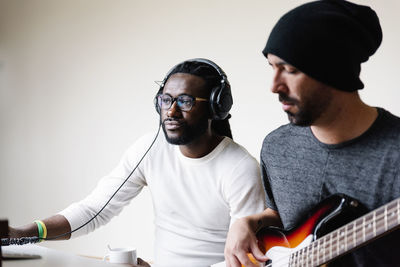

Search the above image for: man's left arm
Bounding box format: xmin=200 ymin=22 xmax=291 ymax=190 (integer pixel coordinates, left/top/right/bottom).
xmin=223 ymin=156 xmax=266 ymax=225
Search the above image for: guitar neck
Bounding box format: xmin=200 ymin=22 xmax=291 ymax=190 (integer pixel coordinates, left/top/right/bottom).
xmin=289 ymin=197 xmax=400 ymax=266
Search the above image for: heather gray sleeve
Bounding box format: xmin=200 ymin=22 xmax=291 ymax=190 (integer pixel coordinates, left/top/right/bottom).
xmin=260 ymin=156 xmax=277 ymax=211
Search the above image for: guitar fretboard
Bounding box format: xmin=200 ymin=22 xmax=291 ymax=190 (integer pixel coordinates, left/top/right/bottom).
xmin=289 ymin=198 xmax=400 ymax=267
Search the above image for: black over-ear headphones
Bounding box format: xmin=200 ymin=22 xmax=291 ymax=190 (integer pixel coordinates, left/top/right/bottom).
xmin=154 ymin=58 xmax=233 ymax=120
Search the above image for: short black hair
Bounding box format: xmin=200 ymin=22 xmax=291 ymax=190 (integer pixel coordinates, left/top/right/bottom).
xmin=167 ymin=60 xmax=221 ymax=94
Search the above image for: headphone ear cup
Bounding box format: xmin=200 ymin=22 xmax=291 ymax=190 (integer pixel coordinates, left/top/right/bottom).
xmin=154 ymin=95 xmax=160 ymax=114
xmin=154 ymin=89 xmax=163 ymax=114
xmin=209 ymin=83 xmax=233 ymax=120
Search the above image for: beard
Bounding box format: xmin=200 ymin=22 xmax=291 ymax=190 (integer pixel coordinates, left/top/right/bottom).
xmin=286 ymin=106 xmax=316 ymax=126
xmin=279 ymin=90 xmax=332 ymax=126
xmin=162 ymin=117 xmax=209 ymax=145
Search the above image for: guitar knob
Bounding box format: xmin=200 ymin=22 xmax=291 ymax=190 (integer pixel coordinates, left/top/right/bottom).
xmin=350 ymin=200 xmax=359 ymax=207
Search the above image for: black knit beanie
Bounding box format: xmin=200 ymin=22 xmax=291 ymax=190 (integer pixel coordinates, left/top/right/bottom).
xmin=263 ymin=0 xmax=382 ymax=92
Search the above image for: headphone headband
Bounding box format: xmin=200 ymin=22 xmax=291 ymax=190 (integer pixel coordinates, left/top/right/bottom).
xmin=160 ymin=58 xmax=229 ymax=89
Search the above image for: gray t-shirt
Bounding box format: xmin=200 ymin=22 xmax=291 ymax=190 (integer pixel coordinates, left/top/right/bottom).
xmin=261 ymin=108 xmax=400 ymax=266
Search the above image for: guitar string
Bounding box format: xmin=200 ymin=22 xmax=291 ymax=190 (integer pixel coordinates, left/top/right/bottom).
xmin=304 ymin=204 xmax=399 ymax=264
xmin=296 ymin=203 xmax=398 ymax=266
xmin=261 ymin=199 xmax=399 ymax=267
xmin=295 ymin=208 xmax=398 ymax=266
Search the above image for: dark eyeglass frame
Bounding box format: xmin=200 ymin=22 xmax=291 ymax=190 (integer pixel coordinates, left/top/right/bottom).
xmin=157 ymin=93 xmax=208 ymax=112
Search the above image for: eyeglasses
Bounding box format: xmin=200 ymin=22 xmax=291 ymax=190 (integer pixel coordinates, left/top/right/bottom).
xmin=157 ymin=94 xmax=208 ymax=112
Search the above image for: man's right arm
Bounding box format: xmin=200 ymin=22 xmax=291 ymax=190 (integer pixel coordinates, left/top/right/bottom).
xmin=8 ymin=214 xmax=71 ymax=240
xmin=224 ymin=208 xmax=282 ymax=267
xmin=7 ymin=135 xmax=151 ymax=241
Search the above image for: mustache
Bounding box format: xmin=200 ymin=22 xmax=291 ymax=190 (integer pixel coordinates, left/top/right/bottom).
xmin=162 ymin=118 xmax=184 ymax=125
xmin=278 ymin=93 xmax=298 ymax=104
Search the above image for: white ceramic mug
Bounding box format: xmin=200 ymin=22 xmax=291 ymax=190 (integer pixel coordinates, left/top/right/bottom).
xmin=103 ymin=246 xmax=137 ymax=265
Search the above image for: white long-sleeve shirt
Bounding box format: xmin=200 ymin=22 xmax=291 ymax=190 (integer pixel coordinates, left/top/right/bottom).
xmin=59 ymin=132 xmax=265 ymax=267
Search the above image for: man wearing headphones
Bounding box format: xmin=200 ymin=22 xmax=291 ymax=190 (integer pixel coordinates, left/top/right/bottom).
xmin=224 ymin=1 xmax=400 ymax=267
xmin=8 ymin=59 xmax=266 ymax=267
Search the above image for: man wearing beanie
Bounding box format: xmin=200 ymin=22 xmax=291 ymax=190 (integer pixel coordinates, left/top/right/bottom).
xmin=224 ymin=1 xmax=400 ymax=266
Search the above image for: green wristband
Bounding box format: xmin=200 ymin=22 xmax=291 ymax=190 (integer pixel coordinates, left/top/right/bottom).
xmin=34 ymin=220 xmax=44 ymax=240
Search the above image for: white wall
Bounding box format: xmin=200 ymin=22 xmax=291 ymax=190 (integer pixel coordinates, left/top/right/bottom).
xmin=1 ymin=0 xmax=399 ymax=260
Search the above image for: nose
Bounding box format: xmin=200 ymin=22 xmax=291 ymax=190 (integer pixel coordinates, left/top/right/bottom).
xmin=270 ymin=69 xmax=288 ymax=95
xmin=166 ymin=101 xmax=181 ymax=118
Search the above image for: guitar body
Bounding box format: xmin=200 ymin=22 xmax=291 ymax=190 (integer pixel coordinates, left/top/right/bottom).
xmin=256 ymin=194 xmax=367 ymax=266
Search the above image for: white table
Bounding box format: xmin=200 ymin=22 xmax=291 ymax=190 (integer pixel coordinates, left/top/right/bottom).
xmin=2 ymin=244 xmax=131 ymax=267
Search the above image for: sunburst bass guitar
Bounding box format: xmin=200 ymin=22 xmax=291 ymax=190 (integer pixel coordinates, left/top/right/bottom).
xmin=251 ymin=194 xmax=400 ymax=267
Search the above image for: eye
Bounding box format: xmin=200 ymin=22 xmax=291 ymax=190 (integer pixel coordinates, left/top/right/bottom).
xmin=181 ymin=99 xmax=192 ymax=105
xmin=178 ymin=96 xmax=194 ymax=109
xmin=285 ymin=65 xmax=298 ymax=74
xmin=161 ymin=96 xmax=172 ymax=105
